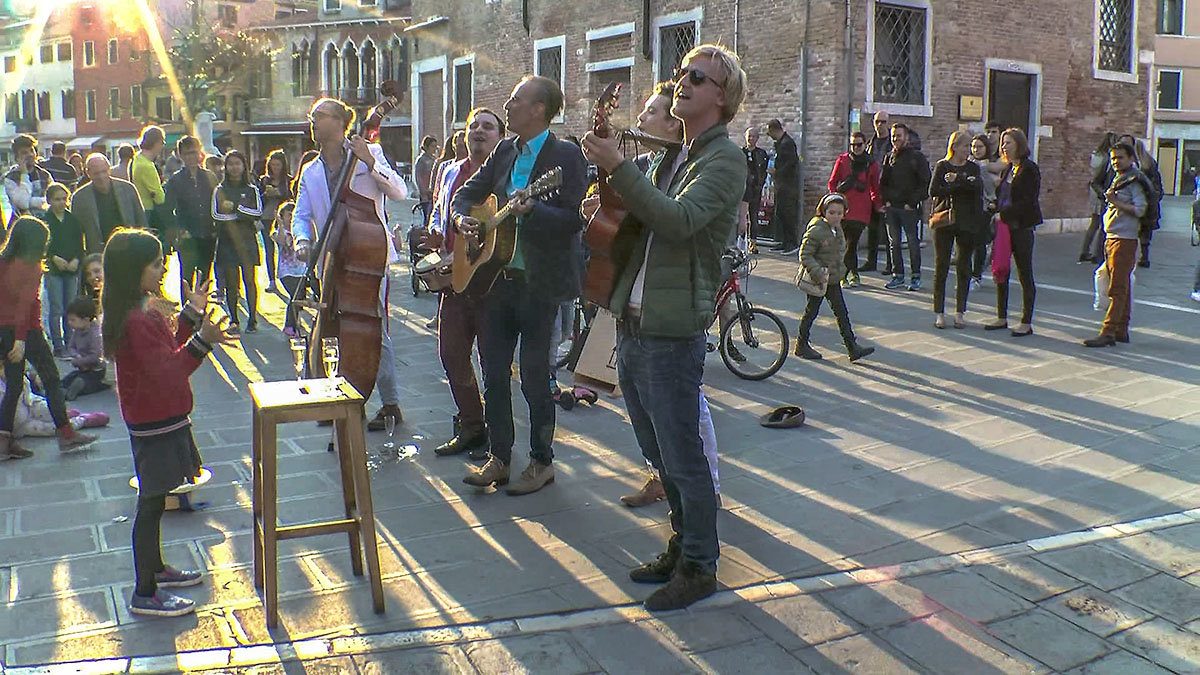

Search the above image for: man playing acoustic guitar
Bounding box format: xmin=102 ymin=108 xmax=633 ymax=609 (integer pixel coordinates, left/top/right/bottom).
xmin=581 ymin=44 xmax=747 ymax=611
xmin=451 ymin=76 xmax=588 ymax=495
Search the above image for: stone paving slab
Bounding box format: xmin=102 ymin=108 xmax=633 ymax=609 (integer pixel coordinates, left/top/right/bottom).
xmin=2 ymin=232 xmax=1199 ymax=670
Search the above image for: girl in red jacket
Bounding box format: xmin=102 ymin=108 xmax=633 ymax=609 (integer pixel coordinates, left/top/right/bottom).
xmin=827 ymin=131 xmax=883 ymax=288
xmin=0 ymin=216 xmax=98 ymax=459
xmin=102 ymin=227 xmax=233 ymax=617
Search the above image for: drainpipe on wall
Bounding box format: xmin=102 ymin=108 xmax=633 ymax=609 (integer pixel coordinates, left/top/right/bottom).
xmin=798 ymin=0 xmax=812 ymax=211
xmin=844 ymin=0 xmax=853 ymax=135
xmin=642 ymin=0 xmax=651 ymax=60
xmin=734 ymin=0 xmax=740 ymax=55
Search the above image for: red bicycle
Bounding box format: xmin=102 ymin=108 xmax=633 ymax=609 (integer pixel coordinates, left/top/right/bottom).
xmin=712 ymin=247 xmax=789 ymax=380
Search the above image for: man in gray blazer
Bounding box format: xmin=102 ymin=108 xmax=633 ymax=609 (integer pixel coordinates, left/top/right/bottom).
xmin=73 ymin=153 xmax=147 ymax=253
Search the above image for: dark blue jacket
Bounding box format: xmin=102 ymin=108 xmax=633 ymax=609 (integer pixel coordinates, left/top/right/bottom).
xmin=451 ymin=131 xmax=588 ymax=303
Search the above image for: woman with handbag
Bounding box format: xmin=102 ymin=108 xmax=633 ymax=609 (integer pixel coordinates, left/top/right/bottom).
xmin=987 ymin=128 xmax=1042 ymax=337
xmin=929 ymin=131 xmax=983 ymax=329
xmin=826 ymin=131 xmax=882 ymax=287
xmin=794 ymin=193 xmax=876 ymax=362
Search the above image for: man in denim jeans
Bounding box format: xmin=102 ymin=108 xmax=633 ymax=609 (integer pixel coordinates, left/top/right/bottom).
xmin=880 ymin=123 xmax=931 ymax=291
xmin=582 ymin=44 xmax=747 ymax=611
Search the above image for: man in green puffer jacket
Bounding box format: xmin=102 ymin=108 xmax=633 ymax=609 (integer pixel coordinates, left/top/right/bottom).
xmin=582 ymin=43 xmax=747 ymax=612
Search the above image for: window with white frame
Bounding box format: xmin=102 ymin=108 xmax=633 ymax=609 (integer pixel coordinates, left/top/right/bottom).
xmin=360 ymin=0 xmax=377 ymax=6
xmin=1157 ymin=0 xmax=1183 ymax=35
xmin=39 ymin=45 xmax=53 ymax=63
xmin=454 ymin=56 xmax=474 ymax=124
xmin=872 ymin=1 xmax=929 ymax=107
xmin=292 ymin=40 xmax=311 ymax=97
xmin=107 ymin=38 xmax=118 ymax=65
xmin=83 ymin=41 xmax=95 ymax=66
xmin=108 ymin=87 xmax=120 ymax=119
xmin=57 ymin=41 xmax=71 ymax=62
xmin=1097 ymin=0 xmax=1136 ymax=75
xmin=534 ymin=35 xmax=565 ymax=121
xmin=656 ymin=20 xmax=697 ymax=84
xmin=1157 ymin=69 xmax=1182 ymax=109
xmin=323 ymin=43 xmax=341 ymax=93
xmin=131 ymin=84 xmax=144 ymax=117
xmin=85 ymin=90 xmax=96 ymax=121
xmin=324 ymin=0 xmax=341 ymax=11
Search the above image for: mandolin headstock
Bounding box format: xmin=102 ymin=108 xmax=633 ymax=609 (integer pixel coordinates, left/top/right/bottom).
xmin=591 ymin=82 xmax=622 ymax=140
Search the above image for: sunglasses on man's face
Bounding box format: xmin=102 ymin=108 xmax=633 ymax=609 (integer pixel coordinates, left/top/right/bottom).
xmin=850 ymin=142 xmax=865 ymax=148
xmin=674 ymin=67 xmax=724 ymax=89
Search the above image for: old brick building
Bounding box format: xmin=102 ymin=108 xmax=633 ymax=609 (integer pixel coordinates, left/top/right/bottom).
xmin=406 ymin=0 xmax=1155 ymax=222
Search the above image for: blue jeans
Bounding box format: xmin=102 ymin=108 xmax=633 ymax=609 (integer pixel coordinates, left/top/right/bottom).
xmin=885 ymin=207 xmax=921 ymax=277
xmin=617 ymin=325 xmax=718 ymax=573
xmin=376 ymin=275 xmax=400 ymax=406
xmin=44 ymin=273 xmax=79 ymax=350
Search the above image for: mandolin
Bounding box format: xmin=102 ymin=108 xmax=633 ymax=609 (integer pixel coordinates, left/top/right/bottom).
xmin=451 ymin=166 xmax=563 ymax=296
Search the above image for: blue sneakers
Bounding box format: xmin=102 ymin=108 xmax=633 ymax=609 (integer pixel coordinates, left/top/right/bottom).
xmin=885 ymin=276 xmax=906 ymax=290
xmin=130 ymin=590 xmax=196 ymax=617
xmin=155 ymin=566 xmax=204 ymax=588
xmin=908 ymin=276 xmax=922 ymax=291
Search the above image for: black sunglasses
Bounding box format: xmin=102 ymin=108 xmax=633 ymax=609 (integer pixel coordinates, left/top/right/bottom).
xmin=850 ymin=141 xmax=865 ymax=147
xmin=674 ymin=67 xmax=724 ymax=88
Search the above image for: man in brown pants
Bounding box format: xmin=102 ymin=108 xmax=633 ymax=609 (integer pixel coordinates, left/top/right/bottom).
xmin=1085 ymin=142 xmax=1147 ymax=348
xmin=429 ymin=108 xmax=505 ymax=456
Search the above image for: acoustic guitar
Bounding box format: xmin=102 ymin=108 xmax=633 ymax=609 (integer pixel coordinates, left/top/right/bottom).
xmin=451 ymin=166 xmax=563 ymax=296
xmin=582 ymin=83 xmax=628 ymax=309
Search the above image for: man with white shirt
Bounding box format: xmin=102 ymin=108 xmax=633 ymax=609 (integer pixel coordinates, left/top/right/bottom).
xmin=292 ymin=97 xmax=408 ymax=431
xmin=581 ymin=44 xmax=747 ymax=611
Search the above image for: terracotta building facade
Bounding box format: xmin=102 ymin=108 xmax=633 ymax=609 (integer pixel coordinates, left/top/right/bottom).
xmin=405 ymin=0 xmax=1156 ymax=222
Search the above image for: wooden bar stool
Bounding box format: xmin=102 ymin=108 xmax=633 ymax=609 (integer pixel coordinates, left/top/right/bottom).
xmin=249 ymin=378 xmax=385 ymax=627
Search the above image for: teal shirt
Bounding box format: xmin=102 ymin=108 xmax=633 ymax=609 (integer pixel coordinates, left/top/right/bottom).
xmin=506 ymin=129 xmax=550 ymax=271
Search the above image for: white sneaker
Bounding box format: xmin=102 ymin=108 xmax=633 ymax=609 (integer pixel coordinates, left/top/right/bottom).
xmin=1190 ymin=291 xmax=1200 ymax=303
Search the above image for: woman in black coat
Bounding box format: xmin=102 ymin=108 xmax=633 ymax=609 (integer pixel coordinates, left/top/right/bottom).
xmin=987 ymin=128 xmax=1041 ymax=337
xmin=928 ymin=131 xmax=983 ymax=329
xmin=212 ymin=150 xmax=263 ymax=333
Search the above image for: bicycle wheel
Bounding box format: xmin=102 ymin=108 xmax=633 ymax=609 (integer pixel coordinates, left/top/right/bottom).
xmin=720 ymin=305 xmax=789 ymax=380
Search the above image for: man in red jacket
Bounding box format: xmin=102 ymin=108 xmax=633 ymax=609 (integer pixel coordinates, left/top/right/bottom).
xmin=827 ymin=131 xmax=882 ymax=287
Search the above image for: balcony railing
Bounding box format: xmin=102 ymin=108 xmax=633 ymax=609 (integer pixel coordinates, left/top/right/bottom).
xmin=12 ymin=117 xmax=37 ymax=134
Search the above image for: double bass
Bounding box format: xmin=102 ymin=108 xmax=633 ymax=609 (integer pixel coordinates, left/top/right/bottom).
xmin=290 ymin=81 xmax=404 ymax=398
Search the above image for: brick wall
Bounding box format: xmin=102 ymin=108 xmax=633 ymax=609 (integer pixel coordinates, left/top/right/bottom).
xmin=409 ymin=0 xmax=1153 ymax=221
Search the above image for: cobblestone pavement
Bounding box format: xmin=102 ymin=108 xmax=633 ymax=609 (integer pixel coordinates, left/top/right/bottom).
xmin=0 ymin=226 xmax=1197 ymax=672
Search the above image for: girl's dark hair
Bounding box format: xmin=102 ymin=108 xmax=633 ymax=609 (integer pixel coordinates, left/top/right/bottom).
xmin=292 ymin=149 xmax=320 ymax=196
xmin=437 ymin=135 xmax=458 ymax=163
xmin=0 ymin=216 xmax=50 ymax=262
xmin=67 ymin=295 xmax=97 ymax=320
xmin=222 ymin=150 xmax=250 ymax=187
xmin=263 ymin=148 xmax=291 ymax=183
xmin=101 ymin=228 xmax=164 ymax=357
xmin=816 ymin=192 xmax=847 ymax=218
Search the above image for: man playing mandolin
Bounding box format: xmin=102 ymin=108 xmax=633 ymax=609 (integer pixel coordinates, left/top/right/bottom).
xmin=451 ymin=76 xmax=588 ymax=496
xmin=292 ymin=97 xmax=409 ymax=430
xmin=581 ymin=44 xmax=748 ymax=611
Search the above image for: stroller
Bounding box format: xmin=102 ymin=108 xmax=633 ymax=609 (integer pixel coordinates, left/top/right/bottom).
xmin=405 ymin=202 xmax=436 ymax=295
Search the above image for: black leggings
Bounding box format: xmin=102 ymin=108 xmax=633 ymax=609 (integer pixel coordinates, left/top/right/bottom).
xmin=1 ymin=328 xmax=68 ymax=433
xmin=798 ymin=283 xmax=858 ymax=348
xmin=933 ymin=227 xmax=974 ymax=314
xmin=996 ymin=227 xmax=1036 ymax=325
xmin=222 ymin=264 xmax=258 ymax=326
xmin=842 ymin=219 xmax=866 ymax=276
xmin=133 ymin=494 xmax=167 ymax=597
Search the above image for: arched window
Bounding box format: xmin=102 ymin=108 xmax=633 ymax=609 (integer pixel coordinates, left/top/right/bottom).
xmin=342 ymin=41 xmax=359 ymax=98
xmin=323 ymin=42 xmax=340 ymax=94
xmin=293 ymin=40 xmax=312 ymax=97
xmin=361 ymin=40 xmax=377 ymax=98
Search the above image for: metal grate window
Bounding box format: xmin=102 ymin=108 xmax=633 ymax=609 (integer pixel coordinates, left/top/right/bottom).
xmin=873 ymin=3 xmax=927 ymax=105
xmin=454 ymin=61 xmax=473 ymax=123
xmin=536 ymin=46 xmax=562 ymax=85
xmin=1098 ymin=0 xmax=1134 ymax=73
xmin=657 ymin=22 xmax=696 ymax=84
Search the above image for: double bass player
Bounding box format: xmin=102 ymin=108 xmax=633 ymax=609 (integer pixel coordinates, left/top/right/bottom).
xmin=292 ymin=97 xmax=409 ymax=430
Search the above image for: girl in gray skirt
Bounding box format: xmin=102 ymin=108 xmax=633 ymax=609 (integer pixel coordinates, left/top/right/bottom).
xmin=102 ymin=228 xmax=234 ymax=616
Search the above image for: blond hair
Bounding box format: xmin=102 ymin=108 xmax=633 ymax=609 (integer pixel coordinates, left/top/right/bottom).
xmin=944 ymin=130 xmax=970 ymax=162
xmin=682 ymin=43 xmax=747 ymax=123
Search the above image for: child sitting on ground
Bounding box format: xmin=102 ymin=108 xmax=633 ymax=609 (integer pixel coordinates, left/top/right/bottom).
xmin=0 ymin=369 xmax=109 ymax=438
xmin=61 ymin=296 xmax=110 ymax=400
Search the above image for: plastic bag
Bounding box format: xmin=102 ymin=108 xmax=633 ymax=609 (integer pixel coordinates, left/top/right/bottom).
xmin=1093 ymin=262 xmax=1134 ymax=311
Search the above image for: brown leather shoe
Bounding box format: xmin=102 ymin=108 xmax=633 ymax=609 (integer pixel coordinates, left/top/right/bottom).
xmin=630 ymin=535 xmax=681 ymax=584
xmin=463 ymin=456 xmax=509 ymax=487
xmin=644 ymin=560 xmax=717 ymax=611
xmin=505 ymin=460 xmax=554 ymax=495
xmin=367 ymin=405 xmax=404 ymax=431
xmin=620 ymin=475 xmax=666 ymax=507
xmin=0 ymin=431 xmax=34 ymax=460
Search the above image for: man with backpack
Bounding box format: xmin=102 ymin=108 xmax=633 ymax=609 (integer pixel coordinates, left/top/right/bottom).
xmin=1085 ymin=142 xmax=1148 ymax=348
